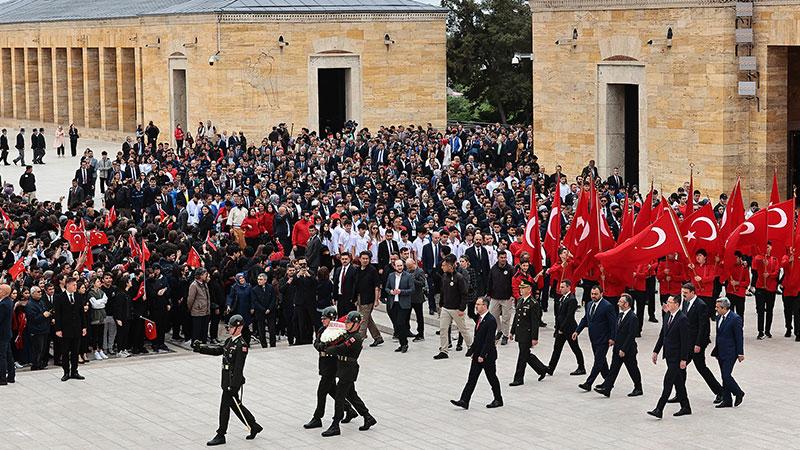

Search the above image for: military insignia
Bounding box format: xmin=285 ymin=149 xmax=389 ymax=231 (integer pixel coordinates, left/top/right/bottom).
xmin=504 ymin=270 xmax=508 ymax=275
xmin=242 ymin=346 xmax=248 ymax=353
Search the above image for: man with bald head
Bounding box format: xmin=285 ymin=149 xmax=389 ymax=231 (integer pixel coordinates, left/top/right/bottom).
xmin=0 ymin=284 xmax=14 ymax=385
xmin=385 ymin=259 xmax=414 ymax=353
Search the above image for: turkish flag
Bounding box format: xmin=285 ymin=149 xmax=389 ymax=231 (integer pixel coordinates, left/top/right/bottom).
xmin=592 ymin=183 xmax=616 ymax=252
xmin=770 ymin=171 xmax=780 ymax=206
xmin=143 ymin=318 xmax=157 ymax=341
xmin=767 ymin=199 xmax=794 ymax=256
xmin=719 ymin=177 xmax=744 ymax=242
xmin=633 ymin=184 xmax=654 ymax=234
xmin=89 ymin=230 xmax=109 ymax=247
xmin=8 ymin=257 xmax=25 ymax=279
xmin=543 ymin=187 xmax=562 ymax=263
xmin=128 ymin=234 xmax=140 ymax=259
xmin=205 ymin=231 xmax=217 ymax=252
xmin=158 ymin=208 xmax=167 ymax=223
xmin=187 ymin=246 xmax=203 ymax=268
xmin=522 ymin=184 xmax=543 ymax=272
xmin=105 ymin=206 xmax=117 ymax=229
xmin=133 ymin=282 xmax=145 ymax=302
xmin=0 ymin=207 xmax=13 ymax=233
xmin=617 ymin=195 xmax=634 ymax=243
xmin=141 ymin=240 xmax=151 ymax=263
xmin=68 ymin=231 xmax=86 ymax=253
xmin=723 ymin=209 xmax=768 ymax=276
xmin=597 ymin=211 xmax=686 ymax=270
xmin=680 ymin=203 xmax=720 ymax=258
xmin=564 ymin=188 xmax=590 ymax=256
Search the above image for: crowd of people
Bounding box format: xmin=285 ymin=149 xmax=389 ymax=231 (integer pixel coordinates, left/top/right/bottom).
xmin=0 ymin=118 xmax=779 ymax=420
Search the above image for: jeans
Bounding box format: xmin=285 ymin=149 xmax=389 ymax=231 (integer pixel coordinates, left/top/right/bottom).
xmin=103 ymin=316 xmax=117 ymax=352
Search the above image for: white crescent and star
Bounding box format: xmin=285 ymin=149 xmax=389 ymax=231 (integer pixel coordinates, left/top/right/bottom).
xmin=741 ymin=222 xmax=755 ymax=235
xmin=525 ymin=217 xmax=537 ymax=248
xmin=547 ymin=207 xmax=558 ymax=240
xmin=768 ymin=207 xmax=787 ymax=229
xmin=691 ymin=216 xmax=718 ymax=241
xmin=643 ymin=227 xmax=666 ymax=250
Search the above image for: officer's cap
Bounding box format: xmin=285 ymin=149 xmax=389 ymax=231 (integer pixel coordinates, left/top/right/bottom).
xmin=321 ymin=306 xmax=337 ymax=320
xmin=345 ymin=311 xmax=363 ymax=323
xmin=228 ymin=314 xmax=244 ymax=327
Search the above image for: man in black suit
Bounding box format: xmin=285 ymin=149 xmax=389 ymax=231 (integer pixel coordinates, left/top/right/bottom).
xmin=674 ymin=283 xmax=722 ymax=404
xmin=67 ymin=179 xmax=85 ymax=209
xmin=594 ymin=294 xmax=642 ymax=397
xmin=548 ymin=280 xmax=585 ymax=375
xmin=607 ymin=167 xmax=624 ymax=193
xmin=0 ymin=128 xmax=9 ymax=165
xmin=377 ymin=229 xmax=399 ymax=271
xmin=53 ymin=278 xmax=87 ymax=382
xmin=648 ymin=296 xmax=691 ymax=418
xmin=332 ymin=252 xmax=358 ymax=315
xmin=0 ymin=284 xmax=13 ymax=385
xmin=451 ymin=297 xmax=503 ymax=409
xmin=572 ymin=285 xmax=617 ymax=391
xmin=711 ymin=297 xmax=745 ymax=408
xmin=421 ymin=231 xmax=443 ymax=315
xmin=75 ymin=159 xmax=95 ymax=198
xmin=465 ymin=234 xmax=491 ymax=296
xmin=12 ymin=127 xmax=25 ymax=165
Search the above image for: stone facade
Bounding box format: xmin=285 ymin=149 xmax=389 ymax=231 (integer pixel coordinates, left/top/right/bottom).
xmin=531 ymin=0 xmax=800 ymax=203
xmin=0 ymin=12 xmax=446 ymax=143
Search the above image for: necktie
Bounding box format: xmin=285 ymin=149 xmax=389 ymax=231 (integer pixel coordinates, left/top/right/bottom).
xmin=82 ymin=169 xmax=86 ymax=182
xmin=339 ymin=266 xmax=346 ymax=295
xmin=718 ymin=315 xmax=724 ymax=329
xmin=618 ymin=312 xmax=624 ymax=327
xmin=668 ymin=314 xmax=673 ymax=328
xmin=69 ymin=293 xmax=74 ymax=304
xmin=590 ymin=302 xmax=597 ymax=318
xmin=683 ymin=300 xmax=689 ymax=314
xmin=476 ymin=316 xmax=482 ymax=330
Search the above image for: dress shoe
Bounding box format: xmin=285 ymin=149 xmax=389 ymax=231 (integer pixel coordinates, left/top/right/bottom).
xmin=757 ymin=333 xmax=764 ymax=340
xmin=547 ymin=367 xmax=554 ymax=376
xmin=578 ymin=383 xmax=591 ymax=392
xmin=486 ymin=399 xmax=503 ymax=408
xmin=509 ymin=380 xmax=524 ymax=387
xmin=648 ymin=317 xmax=659 ymax=323
xmin=400 ymin=345 xmax=408 ymax=353
xmin=455 ymin=345 xmax=463 ymax=352
xmin=413 ymin=336 xmax=424 ymax=342
xmin=646 ymin=409 xmax=663 ymax=419
xmin=465 ymin=349 xmax=473 ymax=357
xmin=538 ymin=372 xmax=547 ymax=381
xmin=321 ymin=422 xmax=341 ymax=437
xmin=304 ymin=418 xmax=323 ymax=429
xmin=450 ymin=399 xmax=469 ymax=410
xmin=735 ymin=392 xmax=745 ymax=406
xmin=61 ymin=374 xmax=70 ymax=382
xmin=369 ymin=338 xmax=384 ymax=347
xmin=786 ymin=329 xmax=793 ymax=338
xmin=342 ymin=407 xmax=358 ymax=423
xmin=666 ymin=396 xmax=679 ymax=403
xmin=0 ymin=380 xmax=6 ymax=386
xmin=795 ymin=335 xmax=800 ymax=342
xmin=358 ymin=415 xmax=377 ymax=431
xmin=673 ymin=408 xmax=692 ymax=417
xmin=594 ymin=386 xmax=610 ymax=397
xmin=500 ymin=336 xmax=508 ymax=345
xmin=71 ymin=373 xmax=85 ymax=380
xmin=433 ymin=352 xmax=449 ymax=360
xmin=394 ymin=346 xmax=403 ymax=352
xmin=713 ymin=394 xmax=723 ymax=404
xmin=246 ymin=424 xmax=263 ymax=440
xmin=715 ymin=402 xmax=733 ymax=408
xmin=765 ymin=332 xmax=773 ymax=338
xmin=495 ymin=332 xmax=503 ymax=340
xmin=6 ymin=379 xmax=13 ymax=383
xmin=206 ymin=434 xmax=226 ymax=446
xmin=570 ymin=368 xmax=586 ymax=376
xmin=627 ymin=389 xmax=643 ymax=397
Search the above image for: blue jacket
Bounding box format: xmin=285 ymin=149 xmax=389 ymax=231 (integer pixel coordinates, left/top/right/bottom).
xmin=0 ymin=297 xmax=11 ymax=341
xmin=576 ymin=298 xmax=617 ymax=347
xmin=227 ymin=282 xmax=252 ymax=323
xmin=712 ymin=311 xmax=744 ymax=361
xmin=25 ymin=299 xmax=50 ymax=335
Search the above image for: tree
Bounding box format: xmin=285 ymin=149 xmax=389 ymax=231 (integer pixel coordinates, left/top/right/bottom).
xmin=443 ymin=0 xmax=532 ymax=124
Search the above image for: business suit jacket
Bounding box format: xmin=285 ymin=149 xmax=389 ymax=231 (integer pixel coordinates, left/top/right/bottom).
xmin=332 ymin=264 xmax=358 ymax=305
xmin=470 ymin=312 xmax=498 ymax=362
xmin=465 ymin=246 xmax=491 ymax=281
xmin=378 ymin=239 xmax=399 ymax=270
xmin=0 ymin=297 xmax=12 ymax=341
xmin=653 ymin=311 xmax=690 ymax=363
xmin=15 ymin=133 xmax=24 ymax=150
xmin=384 ymin=271 xmax=414 ymax=309
xmin=123 ymin=164 xmax=140 ymax=181
xmin=555 ymin=293 xmax=579 ymax=335
xmin=576 ymin=298 xmax=617 ymax=347
xmin=305 ymin=235 xmax=322 ymax=270
xmin=683 ymin=297 xmax=711 ymax=348
xmin=614 ymin=310 xmax=638 ymax=355
xmin=67 ymin=186 xmax=85 ymax=208
xmin=421 ymin=242 xmax=442 ymax=273
xmin=75 ymin=167 xmax=95 ymax=186
xmin=54 ymin=292 xmax=87 ymax=339
xmin=711 ymin=312 xmax=744 ymax=361
xmin=607 ymin=174 xmax=624 ymax=192
xmin=0 ymin=134 xmax=8 ymax=151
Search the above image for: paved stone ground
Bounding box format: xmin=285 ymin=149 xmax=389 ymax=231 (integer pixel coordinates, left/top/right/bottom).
xmin=2 ymin=300 xmax=799 ymax=449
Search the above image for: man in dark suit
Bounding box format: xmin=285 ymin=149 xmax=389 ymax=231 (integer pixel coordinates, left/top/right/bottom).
xmin=594 ymin=294 xmax=642 ymax=397
xmin=0 ymin=284 xmax=14 ymax=385
xmin=124 ymin=158 xmax=140 ymax=182
xmin=509 ymin=281 xmax=548 ymax=386
xmin=67 ymin=179 xmax=85 ymax=209
xmin=421 ymin=231 xmax=443 ymax=315
xmin=13 ymin=127 xmax=25 ymax=165
xmin=675 ymin=283 xmax=723 ymax=404
xmin=648 ymin=295 xmax=691 ymax=418
xmin=0 ymin=128 xmax=9 ymax=165
xmin=572 ymin=285 xmax=617 ymax=391
xmin=451 ymin=297 xmax=503 ymax=409
xmin=465 ymin=235 xmax=491 ymax=296
xmin=53 ymin=278 xmax=87 ymax=382
xmin=711 ymin=297 xmax=745 ymax=408
xmin=607 ymin=167 xmax=624 ymax=193
xmin=305 ymin=226 xmax=323 ymax=272
xmin=75 ymin=159 xmax=95 ymax=198
xmin=548 ymin=280 xmax=585 ymax=375
xmin=385 ymin=260 xmax=414 ymax=352
xmin=332 ymin=252 xmax=358 ymax=315
xmin=377 ymin=229 xmax=399 ymax=271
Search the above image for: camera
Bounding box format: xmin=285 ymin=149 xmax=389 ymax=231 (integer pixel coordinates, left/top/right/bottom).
xmin=208 ymin=52 xmax=220 ymax=66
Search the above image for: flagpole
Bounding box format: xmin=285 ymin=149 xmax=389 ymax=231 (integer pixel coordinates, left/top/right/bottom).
xmin=666 ymin=202 xmax=700 ymax=290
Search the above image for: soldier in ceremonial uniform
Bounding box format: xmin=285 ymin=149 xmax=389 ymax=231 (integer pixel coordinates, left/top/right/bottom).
xmin=304 ymin=307 xmax=357 ymax=429
xmin=317 ymin=311 xmax=377 ymax=437
xmin=194 ymin=315 xmax=263 ymax=446
xmin=509 ymin=280 xmax=549 ymax=386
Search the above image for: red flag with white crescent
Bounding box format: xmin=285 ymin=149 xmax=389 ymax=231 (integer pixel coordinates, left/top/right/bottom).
xmin=719 ymin=177 xmax=744 ymax=242
xmin=128 ymin=234 xmax=140 ymax=259
xmin=105 ymin=206 xmax=117 ymax=229
xmin=143 ymin=318 xmax=157 ymax=340
xmin=617 ymin=195 xmax=634 ymax=243
xmin=597 ymin=212 xmax=685 ymax=270
xmin=187 ymin=246 xmax=203 ymax=268
xmin=680 ymin=203 xmax=719 ymax=258
xmin=766 ymin=199 xmax=794 ymax=256
xmin=543 ymin=187 xmax=562 ymax=263
xmin=723 ymin=209 xmax=768 ymax=277
xmin=8 ymin=257 xmax=25 ymax=279
xmin=522 ymin=184 xmax=543 ymax=272
xmin=634 ymin=183 xmax=654 ymax=235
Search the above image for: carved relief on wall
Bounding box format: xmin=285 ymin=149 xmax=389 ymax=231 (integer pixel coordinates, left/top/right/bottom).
xmin=242 ymin=49 xmax=279 ymax=110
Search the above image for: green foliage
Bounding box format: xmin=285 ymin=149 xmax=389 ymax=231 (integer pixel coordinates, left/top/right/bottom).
xmin=443 ymin=0 xmax=532 ymax=124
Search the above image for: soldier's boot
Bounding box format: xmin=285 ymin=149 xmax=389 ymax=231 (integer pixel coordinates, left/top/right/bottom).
xmin=303 ymin=417 xmax=323 ymax=429
xmin=321 ymin=421 xmax=341 ymax=437
xmin=358 ymin=415 xmax=377 ymax=431
xmin=341 ymin=406 xmax=358 ymax=424
xmin=246 ymin=423 xmax=263 ymax=440
xmin=206 ymin=434 xmax=226 ymax=446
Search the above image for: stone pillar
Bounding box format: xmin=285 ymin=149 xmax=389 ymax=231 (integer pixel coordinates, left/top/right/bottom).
xmin=101 ymin=47 xmax=119 ymax=131
xmin=54 ymin=48 xmax=68 ymax=124
xmin=68 ymin=47 xmax=85 ymax=127
xmin=12 ymin=48 xmax=25 ymax=119
xmin=1 ymin=49 xmax=10 ymax=118
xmin=120 ymin=47 xmax=137 ymax=132
xmin=85 ymin=47 xmax=100 ymax=129
xmin=764 ymin=46 xmax=788 ymax=200
xmin=25 ymin=48 xmax=40 ymax=121
xmin=39 ymin=48 xmax=54 ymax=123
xmin=135 ymin=47 xmax=144 ymax=127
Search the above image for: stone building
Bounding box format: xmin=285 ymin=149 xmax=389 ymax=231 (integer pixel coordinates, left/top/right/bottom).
xmin=0 ymin=0 xmax=446 ymax=143
xmin=531 ymin=0 xmax=800 ymax=202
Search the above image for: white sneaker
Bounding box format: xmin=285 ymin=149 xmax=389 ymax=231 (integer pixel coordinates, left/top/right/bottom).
xmin=99 ymin=351 xmax=109 ymax=359
xmin=93 ymin=351 xmax=101 ymax=360
xmin=120 ymin=350 xmax=130 ymax=358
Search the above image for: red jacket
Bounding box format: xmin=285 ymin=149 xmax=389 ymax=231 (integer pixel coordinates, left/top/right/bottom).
xmin=781 ymin=255 xmax=800 ymax=297
xmin=726 ymin=261 xmax=750 ymax=298
xmin=601 ymin=269 xmax=626 ymax=298
xmin=241 ymin=215 xmax=262 ymax=239
xmin=546 ymin=259 xmax=575 ymax=288
xmin=753 ymin=255 xmax=780 ymax=291
xmin=512 ymin=269 xmax=541 ymax=298
xmin=690 ymin=262 xmax=716 ymax=297
xmin=631 ymin=263 xmax=652 ymax=292
xmin=291 ymin=219 xmax=312 ymax=247
xmin=657 ymin=259 xmax=685 ymax=296
xmin=260 ymin=212 xmax=275 ymax=237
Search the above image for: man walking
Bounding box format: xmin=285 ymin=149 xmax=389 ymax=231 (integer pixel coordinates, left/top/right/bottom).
xmin=572 ymin=285 xmax=616 ymax=391
xmin=434 ymin=255 xmax=473 ymax=359
xmin=548 ymin=280 xmax=585 ymax=375
xmin=594 ymin=294 xmax=642 ymax=397
xmin=509 ymin=280 xmax=548 ymax=386
xmin=12 ymin=127 xmax=24 ymax=165
xmin=487 ymin=252 xmax=514 ymax=345
xmin=0 ymin=285 xmax=14 ymax=386
xmin=354 ymin=251 xmax=383 ymax=346
xmin=385 ymin=259 xmax=414 ymax=353
xmin=648 ymin=296 xmax=692 ymax=418
xmin=711 ymin=298 xmax=745 ymax=408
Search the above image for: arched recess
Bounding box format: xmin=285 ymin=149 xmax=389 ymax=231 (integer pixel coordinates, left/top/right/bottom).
xmin=168 ymin=52 xmax=188 ymax=140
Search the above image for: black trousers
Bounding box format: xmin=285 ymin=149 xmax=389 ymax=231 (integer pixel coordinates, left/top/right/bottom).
xmin=687 ymin=346 xmax=721 ymax=395
xmin=56 ymin=145 xmax=64 ymax=156
xmin=728 ymin=295 xmax=745 ymax=325
xmin=631 ymin=290 xmax=646 ymax=334
xmin=411 ymin=302 xmax=425 ymax=337
xmin=717 ymin=357 xmax=744 ymax=404
xmin=755 ymin=289 xmax=776 ymax=334
xmin=782 ymin=295 xmax=798 ymax=333
xmin=698 ymin=295 xmax=716 ymax=320
xmin=395 ymin=306 xmax=411 ymax=346
xmin=313 ymin=372 xmax=354 ymax=420
xmin=217 ymin=389 xmax=259 ymax=435
xmin=0 ymin=340 xmax=14 ymax=381
xmin=115 ymin=319 xmax=130 ymax=351
xmin=129 ymin=316 xmax=145 ymax=352
xmin=191 ymin=315 xmax=209 ymax=343
xmin=70 ymin=139 xmax=77 ymax=157
xmin=513 ymin=338 xmax=548 ymax=382
xmin=333 ymin=373 xmax=369 ymax=422
xmin=61 ymin=336 xmax=80 ymax=375
xmin=547 ymin=331 xmax=585 ymax=371
xmin=292 ymin=305 xmax=315 ymax=345
xmin=586 ymin=341 xmax=610 ymax=385
xmin=210 ymin=307 xmax=222 ymax=340
xmin=29 ymin=332 xmax=48 ymax=369
xmin=0 ymin=149 xmax=8 ymax=164
xmin=655 ymin=361 xmax=690 ymax=410
xmin=460 ymin=358 xmax=502 ymax=403
xmin=600 ymin=350 xmax=641 ymax=391
xmin=789 ymin=296 xmax=800 ymax=337
xmin=646 ymin=276 xmax=657 ymax=319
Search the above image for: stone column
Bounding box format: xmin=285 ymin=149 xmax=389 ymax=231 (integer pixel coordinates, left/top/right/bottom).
xmin=68 ymin=48 xmax=85 ymax=127
xmin=54 ymin=48 xmax=68 ymax=124
xmin=85 ymin=47 xmax=101 ymax=129
xmin=0 ymin=48 xmax=10 ymax=118
xmin=12 ymin=48 xmax=25 ymax=119
xmin=39 ymin=48 xmax=54 ymax=123
xmin=101 ymin=47 xmax=119 ymax=131
xmin=25 ymin=48 xmax=40 ymax=121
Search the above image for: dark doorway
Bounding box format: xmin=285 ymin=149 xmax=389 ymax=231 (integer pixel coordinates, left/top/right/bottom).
xmin=623 ymin=84 xmax=640 ymax=188
xmin=788 ymin=47 xmax=800 ymax=196
xmin=318 ymin=68 xmax=347 ymax=134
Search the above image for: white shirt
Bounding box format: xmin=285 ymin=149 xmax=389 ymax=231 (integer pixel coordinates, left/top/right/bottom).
xmin=393 ymin=272 xmax=402 ymax=302
xmin=718 ymin=311 xmax=730 ymax=329
xmin=683 ymin=295 xmax=696 ymax=313
xmin=618 ymin=308 xmax=629 ymax=325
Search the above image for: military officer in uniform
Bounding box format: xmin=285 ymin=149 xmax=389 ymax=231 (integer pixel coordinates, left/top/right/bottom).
xmin=194 ymin=314 xmax=263 ymax=446
xmin=509 ymin=280 xmax=549 ymax=386
xmin=304 ymin=307 xmax=357 ymax=429
xmin=317 ymin=311 xmax=377 ymax=437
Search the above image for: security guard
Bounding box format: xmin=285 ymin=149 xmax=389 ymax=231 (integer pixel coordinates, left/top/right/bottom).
xmin=509 ymin=280 xmax=549 ymax=386
xmin=304 ymin=307 xmax=357 ymax=429
xmin=194 ymin=314 xmax=263 ymax=446
xmin=318 ymin=311 xmax=377 ymax=437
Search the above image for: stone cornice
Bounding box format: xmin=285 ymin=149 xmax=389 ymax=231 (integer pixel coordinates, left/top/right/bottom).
xmin=219 ymin=12 xmax=447 ymax=23
xmin=531 ymin=0 xmax=800 ymax=12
